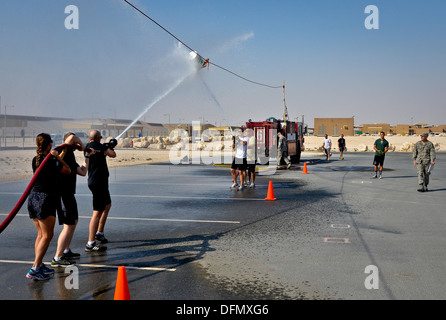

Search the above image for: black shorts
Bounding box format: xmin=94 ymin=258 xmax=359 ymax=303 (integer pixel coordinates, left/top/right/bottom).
xmin=231 ymin=157 xmax=247 ymax=171
xmin=247 ymin=162 xmax=256 ymax=175
xmin=28 ymin=192 xmax=58 ymax=221
xmin=57 ymin=193 xmax=79 ymax=225
xmin=88 ymin=184 xmax=111 ymax=211
xmin=373 ymin=155 xmax=385 ymax=167
xmin=339 ymin=146 xmax=345 ymax=152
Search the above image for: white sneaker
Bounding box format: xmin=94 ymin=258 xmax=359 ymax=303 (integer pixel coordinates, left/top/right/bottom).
xmin=231 ymin=183 xmax=239 ymax=188
xmin=249 ymin=183 xmax=255 ymax=189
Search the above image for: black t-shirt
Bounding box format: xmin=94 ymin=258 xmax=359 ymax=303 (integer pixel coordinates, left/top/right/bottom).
xmin=58 ymin=148 xmax=80 ymax=194
xmin=85 ymin=141 xmax=110 ymax=186
xmin=338 ymin=138 xmax=346 ymax=147
xmin=31 ymin=154 xmax=63 ymax=194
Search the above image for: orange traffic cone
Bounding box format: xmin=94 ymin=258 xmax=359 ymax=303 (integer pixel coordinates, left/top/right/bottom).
xmin=302 ymin=162 xmax=309 ymax=174
xmin=264 ymin=180 xmax=277 ymax=201
xmin=114 ymin=266 xmax=130 ymax=300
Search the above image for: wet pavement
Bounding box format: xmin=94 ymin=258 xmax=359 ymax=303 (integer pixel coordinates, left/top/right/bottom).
xmin=0 ymin=152 xmax=445 ymax=300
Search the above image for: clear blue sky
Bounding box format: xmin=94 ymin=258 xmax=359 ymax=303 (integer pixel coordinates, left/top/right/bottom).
xmin=1 ymin=0 xmax=445 ymax=127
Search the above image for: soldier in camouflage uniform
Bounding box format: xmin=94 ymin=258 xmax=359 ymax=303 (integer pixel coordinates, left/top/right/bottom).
xmin=413 ymin=133 xmax=436 ymax=192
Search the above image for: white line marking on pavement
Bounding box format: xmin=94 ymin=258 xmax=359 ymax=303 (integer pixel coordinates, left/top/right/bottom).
xmin=0 ymin=213 xmax=240 ymax=224
xmin=0 ymin=192 xmax=264 ymax=201
xmin=0 ymin=259 xmax=176 ymax=272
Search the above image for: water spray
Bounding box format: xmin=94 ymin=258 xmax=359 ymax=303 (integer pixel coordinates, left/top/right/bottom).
xmin=198 ymin=73 xmax=234 ymax=137
xmin=115 ymin=70 xmax=193 ymax=141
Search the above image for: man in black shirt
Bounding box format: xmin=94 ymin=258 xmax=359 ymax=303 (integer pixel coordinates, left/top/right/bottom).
xmin=338 ymin=134 xmax=346 ymax=160
xmin=84 ymin=130 xmax=116 ymax=251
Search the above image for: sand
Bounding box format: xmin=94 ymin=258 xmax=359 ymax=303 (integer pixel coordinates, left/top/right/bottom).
xmin=0 ymin=135 xmax=443 ymax=183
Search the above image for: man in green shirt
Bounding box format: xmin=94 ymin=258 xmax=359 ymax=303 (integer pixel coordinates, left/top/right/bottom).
xmin=372 ymin=132 xmax=389 ymax=179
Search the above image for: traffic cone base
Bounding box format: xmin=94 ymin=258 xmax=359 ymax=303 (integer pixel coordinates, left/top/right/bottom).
xmin=265 ymin=180 xmax=276 ymax=200
xmin=114 ymin=266 xmax=130 ymax=300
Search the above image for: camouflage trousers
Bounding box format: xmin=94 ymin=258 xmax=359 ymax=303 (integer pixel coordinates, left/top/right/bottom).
xmin=417 ymin=163 xmax=430 ymax=186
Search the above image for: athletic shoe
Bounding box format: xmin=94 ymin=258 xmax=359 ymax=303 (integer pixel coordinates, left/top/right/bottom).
xmin=371 ymin=172 xmax=377 ymax=179
xmin=62 ymin=249 xmax=80 ymax=259
xmin=39 ymin=263 xmax=55 ymax=275
xmin=51 ymin=257 xmax=75 ymax=267
xmin=95 ymin=233 xmax=108 ymax=244
xmin=249 ymin=183 xmax=255 ymax=189
xmin=287 ymin=163 xmax=292 ymax=169
xmin=85 ymin=242 xmax=107 ymax=252
xmin=239 ymin=186 xmax=244 ymax=191
xmin=379 ymin=173 xmax=383 ymax=179
xmin=26 ymin=268 xmax=51 ymax=281
xmin=231 ymin=183 xmax=239 ymax=188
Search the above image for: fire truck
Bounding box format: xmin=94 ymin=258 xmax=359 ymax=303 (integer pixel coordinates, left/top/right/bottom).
xmin=246 ymin=117 xmax=306 ymax=165
xmin=245 ymin=81 xmax=306 ymax=165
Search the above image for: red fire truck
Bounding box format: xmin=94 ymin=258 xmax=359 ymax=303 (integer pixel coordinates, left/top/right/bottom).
xmin=245 ymin=81 xmax=306 ymax=165
xmin=246 ymin=117 xmax=306 ymax=165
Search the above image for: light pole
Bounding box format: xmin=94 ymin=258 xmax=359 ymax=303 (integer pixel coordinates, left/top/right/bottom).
xmin=163 ymin=113 xmax=170 ymax=125
xmin=4 ymin=104 xmax=14 ymax=148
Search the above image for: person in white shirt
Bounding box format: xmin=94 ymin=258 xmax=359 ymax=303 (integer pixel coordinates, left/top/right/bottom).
xmin=231 ymin=128 xmax=249 ymax=191
xmin=245 ymin=128 xmax=257 ymax=188
xmin=322 ymin=134 xmax=332 ymax=160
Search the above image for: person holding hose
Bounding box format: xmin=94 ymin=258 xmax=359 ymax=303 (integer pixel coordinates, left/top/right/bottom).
xmin=84 ymin=130 xmax=116 ymax=252
xmin=51 ymin=132 xmax=94 ymax=267
xmin=26 ymin=133 xmax=71 ymax=280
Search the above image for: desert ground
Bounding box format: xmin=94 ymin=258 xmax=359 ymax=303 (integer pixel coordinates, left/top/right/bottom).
xmin=0 ymin=134 xmax=443 ymax=183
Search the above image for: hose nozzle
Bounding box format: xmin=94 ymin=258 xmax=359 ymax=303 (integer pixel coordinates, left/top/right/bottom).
xmin=104 ymin=138 xmax=118 ymax=150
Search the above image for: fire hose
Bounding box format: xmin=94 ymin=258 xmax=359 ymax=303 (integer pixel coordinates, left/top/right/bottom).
xmin=0 ymin=144 xmax=83 ymax=234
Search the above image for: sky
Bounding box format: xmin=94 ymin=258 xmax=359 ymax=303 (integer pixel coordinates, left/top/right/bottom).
xmin=0 ymin=0 xmax=445 ymax=128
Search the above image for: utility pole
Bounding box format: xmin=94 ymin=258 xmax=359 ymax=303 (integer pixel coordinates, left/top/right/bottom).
xmin=283 ymin=80 xmax=288 ymax=122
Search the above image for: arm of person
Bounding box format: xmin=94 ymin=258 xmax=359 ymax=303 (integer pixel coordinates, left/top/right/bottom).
xmin=413 ymin=145 xmax=418 ymax=167
xmin=105 ymin=148 xmax=116 ymax=158
xmin=78 ymin=158 xmax=88 ymax=176
xmin=50 ymin=150 xmax=71 ymax=175
xmin=77 ymin=149 xmax=95 ymax=176
xmin=430 ymin=143 xmax=436 ymax=165
xmin=65 ymin=133 xmax=86 ymax=151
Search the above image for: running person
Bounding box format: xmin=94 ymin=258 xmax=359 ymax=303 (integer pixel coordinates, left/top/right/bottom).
xmin=372 ymin=132 xmax=389 ymax=179
xmin=26 ymin=133 xmax=71 ymax=280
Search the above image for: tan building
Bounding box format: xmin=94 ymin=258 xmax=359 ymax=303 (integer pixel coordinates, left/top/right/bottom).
xmin=362 ymin=123 xmax=391 ymax=135
xmin=314 ymin=118 xmax=354 ymax=136
xmin=430 ymin=125 xmax=446 ymax=134
xmin=391 ymin=124 xmax=410 ymax=135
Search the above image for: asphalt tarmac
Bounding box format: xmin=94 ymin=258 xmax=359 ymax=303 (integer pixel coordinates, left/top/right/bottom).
xmin=0 ymin=152 xmax=444 ymax=300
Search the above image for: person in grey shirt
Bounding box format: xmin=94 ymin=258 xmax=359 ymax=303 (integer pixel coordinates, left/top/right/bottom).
xmin=413 ymin=133 xmax=436 ymax=192
xmin=277 ymin=131 xmax=291 ymax=169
